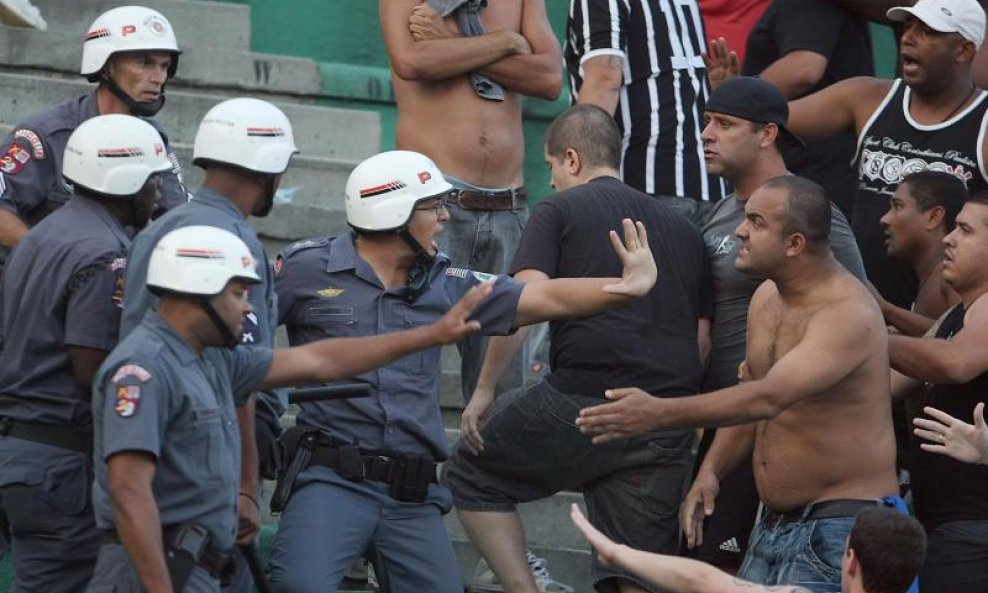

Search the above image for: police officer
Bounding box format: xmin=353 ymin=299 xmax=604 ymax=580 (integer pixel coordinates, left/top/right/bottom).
xmin=87 ymin=225 xmax=495 ymax=593
xmin=0 ymin=114 xmax=172 ymax=593
xmin=266 ymin=150 xmax=658 ymax=593
xmin=0 ymin=5 xmax=188 ymax=266
xmin=120 ymin=97 xmax=297 ymax=592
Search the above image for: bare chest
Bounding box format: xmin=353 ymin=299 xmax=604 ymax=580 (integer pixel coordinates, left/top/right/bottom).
xmin=478 ymin=0 xmax=523 ymax=31
xmin=746 ymin=298 xmax=813 ymax=378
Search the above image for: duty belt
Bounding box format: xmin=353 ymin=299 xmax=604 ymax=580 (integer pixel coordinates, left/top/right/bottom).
xmin=103 ymin=525 xmax=234 ymax=580
xmin=454 ymin=187 xmax=527 ymax=211
xmin=0 ymin=416 xmax=91 ymax=454
xmin=309 ymin=443 xmax=438 ymax=485
xmin=761 ymin=499 xmax=880 ymax=528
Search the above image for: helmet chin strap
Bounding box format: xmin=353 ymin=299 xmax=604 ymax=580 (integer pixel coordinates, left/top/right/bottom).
xmin=103 ymin=73 xmax=166 ymax=117
xmin=252 ymin=175 xmax=277 ymax=218
xmin=398 ymin=229 xmax=436 ymax=303
xmin=199 ymin=297 xmax=239 ymax=350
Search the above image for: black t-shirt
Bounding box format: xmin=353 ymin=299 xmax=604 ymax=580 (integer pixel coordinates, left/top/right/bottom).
xmin=742 ymin=0 xmax=873 ymax=217
xmin=910 ymin=304 xmax=988 ymax=529
xmin=510 ymin=176 xmax=712 ymax=398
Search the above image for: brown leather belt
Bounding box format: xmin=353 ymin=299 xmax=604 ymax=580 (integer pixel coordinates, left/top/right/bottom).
xmin=453 ymin=187 xmax=527 ymax=211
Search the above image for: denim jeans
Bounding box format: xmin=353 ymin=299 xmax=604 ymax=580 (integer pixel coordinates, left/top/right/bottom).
xmin=437 ymin=176 xmax=534 ymax=401
xmin=738 ymin=509 xmax=854 ymax=593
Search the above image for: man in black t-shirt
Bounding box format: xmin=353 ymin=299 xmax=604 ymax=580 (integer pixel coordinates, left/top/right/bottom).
xmin=889 ymin=193 xmax=988 ymax=593
xmin=443 ymin=104 xmax=712 ymax=593
xmin=741 ymin=0 xmax=873 ymax=218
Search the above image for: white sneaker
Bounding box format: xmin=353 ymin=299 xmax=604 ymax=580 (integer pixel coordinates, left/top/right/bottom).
xmin=471 ymin=550 xmax=575 ymax=593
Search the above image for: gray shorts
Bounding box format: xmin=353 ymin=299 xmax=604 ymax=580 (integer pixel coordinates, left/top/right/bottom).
xmin=441 ymin=380 xmax=694 ymax=593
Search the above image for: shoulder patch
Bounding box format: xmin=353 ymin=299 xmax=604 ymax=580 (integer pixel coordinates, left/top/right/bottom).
xmin=111 ymin=363 xmax=152 ymax=384
xmin=114 ymin=384 xmax=142 ymax=418
xmin=13 ymin=130 xmax=44 ymax=159
xmin=472 ymin=271 xmax=497 ymax=282
xmin=280 ymin=235 xmax=333 ymax=260
xmin=446 ymin=267 xmax=469 ymax=279
xmin=0 ymin=142 xmax=32 ymax=175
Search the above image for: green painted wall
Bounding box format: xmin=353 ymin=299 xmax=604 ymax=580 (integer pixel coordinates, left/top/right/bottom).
xmin=213 ymin=0 xmax=899 ymax=201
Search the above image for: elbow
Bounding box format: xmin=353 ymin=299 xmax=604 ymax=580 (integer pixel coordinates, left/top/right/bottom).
xmin=391 ymin=57 xmax=428 ymax=81
xmin=538 ymin=69 xmax=564 ymax=100
xmin=937 ymin=359 xmax=981 ymax=384
xmin=748 ymin=384 xmax=786 ymax=420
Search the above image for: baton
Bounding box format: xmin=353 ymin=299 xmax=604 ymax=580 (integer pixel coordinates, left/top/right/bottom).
xmin=239 ymin=542 xmax=273 ymax=593
xmin=287 ymin=382 xmax=372 ymax=404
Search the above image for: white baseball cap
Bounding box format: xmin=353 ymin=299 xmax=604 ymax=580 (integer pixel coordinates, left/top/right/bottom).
xmin=888 ymin=0 xmax=986 ymax=49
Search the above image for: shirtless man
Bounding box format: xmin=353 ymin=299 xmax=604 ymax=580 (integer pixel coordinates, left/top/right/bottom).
xmin=705 ymin=0 xmax=988 ymax=310
xmin=577 ymin=175 xmax=900 ymax=593
xmin=872 ymin=170 xmax=965 ymax=336
xmin=379 ymin=0 xmax=562 ymax=402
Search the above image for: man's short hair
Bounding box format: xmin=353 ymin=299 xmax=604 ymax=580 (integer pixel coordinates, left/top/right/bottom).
xmin=762 ymin=175 xmax=831 ymax=252
xmin=900 ymin=170 xmax=969 ymax=231
xmin=849 ymin=507 xmax=926 ymax=593
xmin=544 ymin=104 xmax=622 ymax=170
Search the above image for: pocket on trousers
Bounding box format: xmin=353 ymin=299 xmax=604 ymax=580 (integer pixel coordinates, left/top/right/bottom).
xmin=2 ymin=453 xmax=90 ymax=533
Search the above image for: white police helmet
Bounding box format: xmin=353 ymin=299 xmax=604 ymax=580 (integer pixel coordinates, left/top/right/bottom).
xmin=345 ymin=150 xmax=453 ymax=232
xmin=193 ymin=98 xmax=299 ymax=175
xmin=147 ymin=226 xmax=260 ymax=297
xmin=81 ymin=6 xmax=181 ymax=81
xmin=62 ymin=114 xmax=172 ymax=197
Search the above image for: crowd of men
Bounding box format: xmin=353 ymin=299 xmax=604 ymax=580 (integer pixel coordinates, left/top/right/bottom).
xmin=0 ymin=1 xmax=986 ymax=593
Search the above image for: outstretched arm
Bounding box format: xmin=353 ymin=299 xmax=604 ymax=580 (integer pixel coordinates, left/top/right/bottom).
xmin=890 ymin=301 xmax=988 ymax=384
xmin=260 ymin=283 xmax=492 ymax=389
xmin=571 ymin=504 xmax=810 ymax=593
xmin=512 ymin=219 xmax=656 ymax=327
xmin=577 ymin=296 xmax=882 ymax=442
xmin=381 ymin=0 xmax=530 ymax=82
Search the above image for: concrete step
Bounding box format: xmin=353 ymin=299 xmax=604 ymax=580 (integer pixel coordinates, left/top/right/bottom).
xmin=32 ymin=0 xmax=250 ymax=52
xmin=0 ymin=73 xmax=379 ymax=159
xmin=0 ymin=26 xmax=322 ymax=98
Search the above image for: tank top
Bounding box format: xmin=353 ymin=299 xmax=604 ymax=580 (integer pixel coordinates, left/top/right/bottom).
xmin=852 ymin=80 xmax=988 ymax=308
xmin=909 ymin=303 xmax=988 ymax=529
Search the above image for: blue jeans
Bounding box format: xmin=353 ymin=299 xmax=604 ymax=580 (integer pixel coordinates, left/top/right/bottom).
xmin=267 ymin=465 xmax=462 ymax=593
xmin=738 ymin=509 xmax=854 ymax=593
xmin=438 ymin=176 xmax=532 ymax=400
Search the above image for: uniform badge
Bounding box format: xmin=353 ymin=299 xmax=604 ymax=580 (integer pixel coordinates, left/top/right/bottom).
xmin=316 ymin=287 xmax=344 ymax=298
xmin=114 ymin=385 xmax=141 ymax=418
xmin=0 ymin=143 xmax=31 ymax=175
xmin=472 ymin=271 xmax=497 ymax=282
xmin=111 ymin=363 xmax=151 ymax=383
xmin=446 ymin=267 xmax=469 ymax=279
xmin=13 ymin=130 xmax=44 ymax=159
xmin=111 ymin=274 xmax=125 ymax=309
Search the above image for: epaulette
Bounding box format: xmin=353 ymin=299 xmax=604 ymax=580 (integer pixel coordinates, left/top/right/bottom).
xmin=280 ymin=235 xmax=334 ymax=260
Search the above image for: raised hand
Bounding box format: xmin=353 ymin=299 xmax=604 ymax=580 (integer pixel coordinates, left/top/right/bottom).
xmin=702 ymin=37 xmax=739 ymax=90
xmin=914 ymin=403 xmax=988 ymax=466
xmin=431 ymin=282 xmax=493 ymax=344
xmin=602 ymin=219 xmax=657 ymax=298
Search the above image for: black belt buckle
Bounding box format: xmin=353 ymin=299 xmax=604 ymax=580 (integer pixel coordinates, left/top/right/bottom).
xmin=337 ymin=445 xmax=364 ymax=482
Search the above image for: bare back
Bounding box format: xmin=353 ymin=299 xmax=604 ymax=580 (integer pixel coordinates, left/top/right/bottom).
xmin=745 ymin=266 xmax=898 ymax=511
xmin=382 ymin=0 xmax=529 ymax=188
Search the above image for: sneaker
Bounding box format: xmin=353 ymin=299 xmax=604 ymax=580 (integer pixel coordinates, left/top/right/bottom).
xmin=470 ymin=550 xmax=574 ymax=593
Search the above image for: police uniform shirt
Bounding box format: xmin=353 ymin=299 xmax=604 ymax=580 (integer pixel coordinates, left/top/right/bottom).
xmin=0 ymin=91 xmax=188 ymax=252
xmin=275 ymin=232 xmax=523 ymax=461
xmin=92 ymin=311 xmax=273 ymax=553
xmin=0 ymin=196 xmax=131 ymax=430
xmin=122 ymin=186 xmax=275 ymax=348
